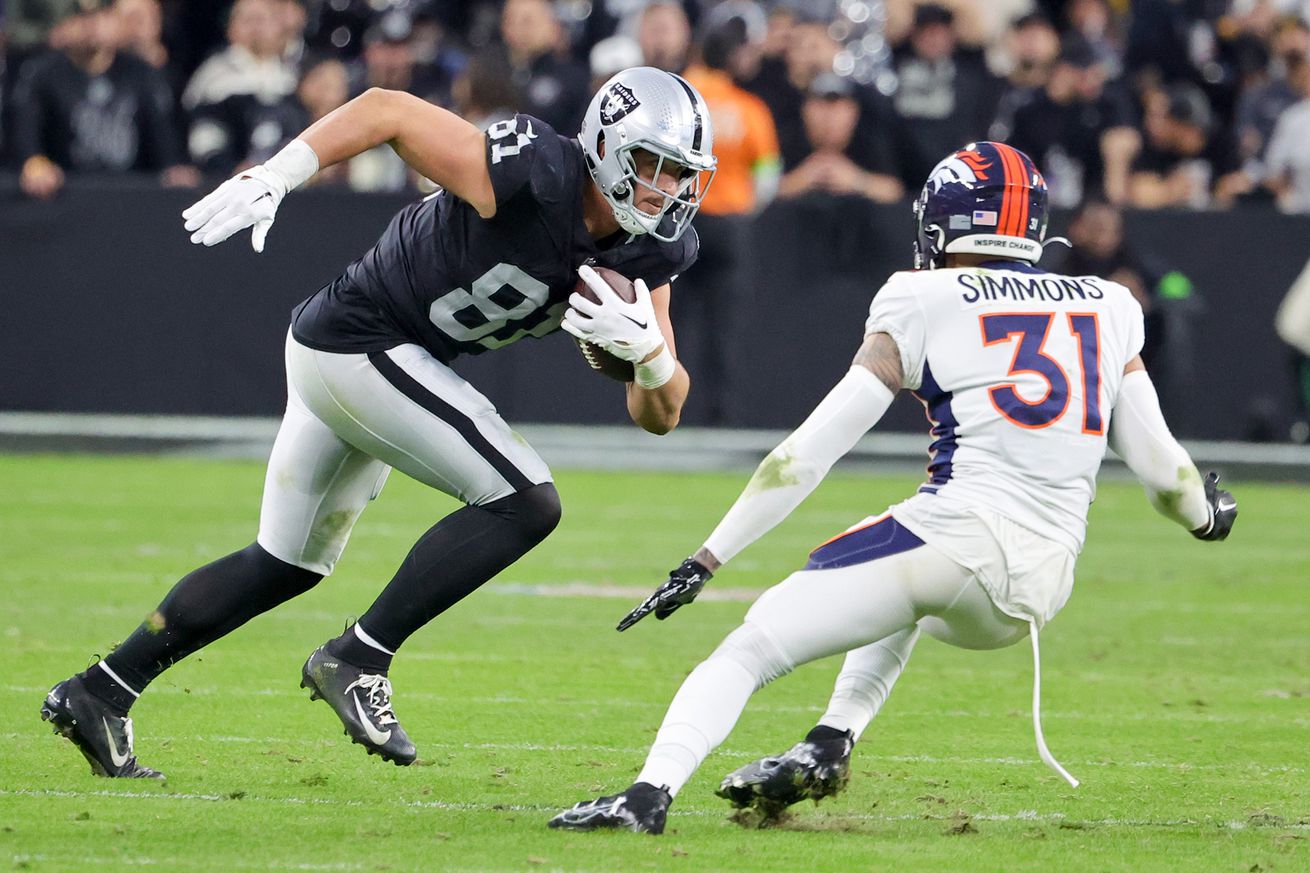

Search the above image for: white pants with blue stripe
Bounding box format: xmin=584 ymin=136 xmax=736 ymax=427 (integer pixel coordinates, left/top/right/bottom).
xmin=634 ymin=528 xmax=1034 ymax=796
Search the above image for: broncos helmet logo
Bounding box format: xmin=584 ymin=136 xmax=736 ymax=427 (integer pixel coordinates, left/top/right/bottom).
xmin=925 ymin=147 xmax=994 ymax=193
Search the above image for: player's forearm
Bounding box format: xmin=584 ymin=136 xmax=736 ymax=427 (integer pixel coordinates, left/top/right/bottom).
xmin=1108 ymin=369 xmax=1211 ymax=531
xmin=701 ymin=445 xmax=829 ymax=566
xmin=702 ymin=366 xmax=894 ymax=565
xmin=626 ymin=361 xmax=689 ymax=434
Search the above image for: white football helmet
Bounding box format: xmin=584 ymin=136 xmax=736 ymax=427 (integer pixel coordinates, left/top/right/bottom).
xmin=579 ymin=66 xmax=717 ymax=242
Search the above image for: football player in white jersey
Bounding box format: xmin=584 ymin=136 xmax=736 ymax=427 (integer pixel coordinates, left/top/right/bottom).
xmin=549 ymin=142 xmax=1237 ymax=834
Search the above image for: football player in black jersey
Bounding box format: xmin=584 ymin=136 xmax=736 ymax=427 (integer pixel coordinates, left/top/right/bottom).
xmin=41 ymin=67 xmax=717 ymax=778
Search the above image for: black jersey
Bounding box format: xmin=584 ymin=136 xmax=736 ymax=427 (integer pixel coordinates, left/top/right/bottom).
xmin=292 ymin=114 xmax=699 ymax=363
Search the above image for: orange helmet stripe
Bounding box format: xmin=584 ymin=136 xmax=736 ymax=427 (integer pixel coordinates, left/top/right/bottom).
xmin=1010 ymin=146 xmax=1031 ymax=237
xmin=995 ymin=143 xmax=1031 ymax=237
xmin=995 ymin=147 xmax=1015 ymax=236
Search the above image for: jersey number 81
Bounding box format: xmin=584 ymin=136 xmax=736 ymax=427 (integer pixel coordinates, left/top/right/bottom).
xmin=428 ymin=263 xmax=566 ymax=350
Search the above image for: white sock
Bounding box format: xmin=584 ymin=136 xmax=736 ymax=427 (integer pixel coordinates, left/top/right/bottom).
xmin=353 ymin=623 xmax=395 ymax=656
xmin=635 ymin=655 xmax=759 ymax=796
xmin=817 ymin=627 xmax=919 ymax=740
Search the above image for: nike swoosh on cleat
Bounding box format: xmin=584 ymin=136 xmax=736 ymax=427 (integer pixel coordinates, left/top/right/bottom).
xmin=1217 ymin=499 xmax=1237 ymax=512
xmin=103 ymin=718 xmax=130 ymax=768
xmin=351 ymin=694 xmax=392 ymax=746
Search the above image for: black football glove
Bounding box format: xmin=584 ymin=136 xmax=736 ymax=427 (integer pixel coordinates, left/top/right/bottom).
xmin=616 ymin=557 xmax=713 ymax=631
xmin=1191 ymin=472 xmax=1237 ymax=541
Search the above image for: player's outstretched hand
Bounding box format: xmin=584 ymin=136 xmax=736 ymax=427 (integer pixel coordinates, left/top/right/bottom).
xmin=562 ymin=265 xmax=665 ymax=364
xmin=1192 ymin=472 xmax=1237 ymax=541
xmin=182 ymin=165 xmax=287 ymax=252
xmin=617 ymin=557 xmax=713 ymax=631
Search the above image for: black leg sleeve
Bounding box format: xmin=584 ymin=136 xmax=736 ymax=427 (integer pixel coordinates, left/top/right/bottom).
xmin=88 ymin=543 xmax=323 ymax=702
xmin=352 ymin=483 xmax=562 ymax=654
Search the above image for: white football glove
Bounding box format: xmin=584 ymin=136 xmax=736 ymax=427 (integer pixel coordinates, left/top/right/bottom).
xmin=181 ymin=140 xmax=319 ymax=252
xmin=561 ymin=265 xmax=665 ymax=363
xmin=182 ymin=165 xmax=287 ymax=252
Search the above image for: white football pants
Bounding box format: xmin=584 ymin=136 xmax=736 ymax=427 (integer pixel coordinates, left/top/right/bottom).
xmin=635 ymin=540 xmax=1030 ymax=795
xmin=257 ymin=333 xmax=552 ymax=575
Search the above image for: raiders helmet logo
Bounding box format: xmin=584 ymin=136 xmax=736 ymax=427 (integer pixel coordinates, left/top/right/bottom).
xmin=599 ymin=83 xmax=641 ymax=125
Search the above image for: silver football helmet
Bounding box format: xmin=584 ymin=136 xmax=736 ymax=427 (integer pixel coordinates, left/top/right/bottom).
xmin=579 ymin=66 xmax=717 ymax=242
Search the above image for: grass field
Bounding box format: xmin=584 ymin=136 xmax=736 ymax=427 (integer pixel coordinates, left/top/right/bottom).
xmin=1 ymin=453 xmax=1307 ymax=872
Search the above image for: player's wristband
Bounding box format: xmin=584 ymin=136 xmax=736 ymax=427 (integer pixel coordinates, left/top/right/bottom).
xmin=634 ymin=345 xmax=676 ymax=389
xmin=263 ymin=139 xmax=320 ymax=195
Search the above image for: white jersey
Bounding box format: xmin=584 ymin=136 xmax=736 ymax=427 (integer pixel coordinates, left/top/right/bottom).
xmin=865 ymin=262 xmax=1145 ymax=556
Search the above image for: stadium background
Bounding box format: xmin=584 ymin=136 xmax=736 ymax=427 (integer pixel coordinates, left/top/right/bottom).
xmin=4 ymin=0 xmax=1310 ymax=443
xmin=3 ymin=3 xmax=1310 ymax=872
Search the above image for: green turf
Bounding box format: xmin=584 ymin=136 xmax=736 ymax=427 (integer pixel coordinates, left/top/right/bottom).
xmin=1 ymin=453 xmax=1307 ymax=872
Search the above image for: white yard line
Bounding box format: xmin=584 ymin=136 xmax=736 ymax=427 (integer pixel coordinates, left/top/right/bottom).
xmin=492 ymin=582 xmax=762 ymax=602
xmin=10 ymin=730 xmax=1301 ymax=774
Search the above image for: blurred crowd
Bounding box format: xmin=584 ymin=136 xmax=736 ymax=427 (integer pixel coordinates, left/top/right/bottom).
xmin=6 ymin=0 xmax=1310 ymax=215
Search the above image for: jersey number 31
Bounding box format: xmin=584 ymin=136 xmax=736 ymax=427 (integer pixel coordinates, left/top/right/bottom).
xmin=980 ymin=312 xmax=1103 ymax=435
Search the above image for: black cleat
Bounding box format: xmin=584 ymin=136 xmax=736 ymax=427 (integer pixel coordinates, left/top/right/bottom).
xmin=548 ymin=782 xmax=671 ymax=834
xmin=716 ymin=730 xmax=854 ymax=819
xmin=40 ymin=677 xmax=164 ymax=780
xmin=300 ymin=647 xmax=415 ymax=765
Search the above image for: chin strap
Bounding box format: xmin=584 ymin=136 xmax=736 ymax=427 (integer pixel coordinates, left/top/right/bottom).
xmin=1040 ymin=236 xmax=1072 ymax=256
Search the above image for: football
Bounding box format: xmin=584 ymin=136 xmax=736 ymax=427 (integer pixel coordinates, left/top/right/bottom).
xmin=572 ymin=266 xmax=637 ymax=382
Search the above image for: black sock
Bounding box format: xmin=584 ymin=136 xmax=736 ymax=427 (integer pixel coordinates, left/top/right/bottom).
xmin=76 ymin=664 xmax=137 ymax=716
xmin=347 ymin=483 xmax=561 ymax=655
xmin=82 ymin=543 xmax=322 ymax=709
xmin=806 ymin=724 xmax=853 ymax=744
xmin=324 ymin=625 xmax=394 ymax=674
